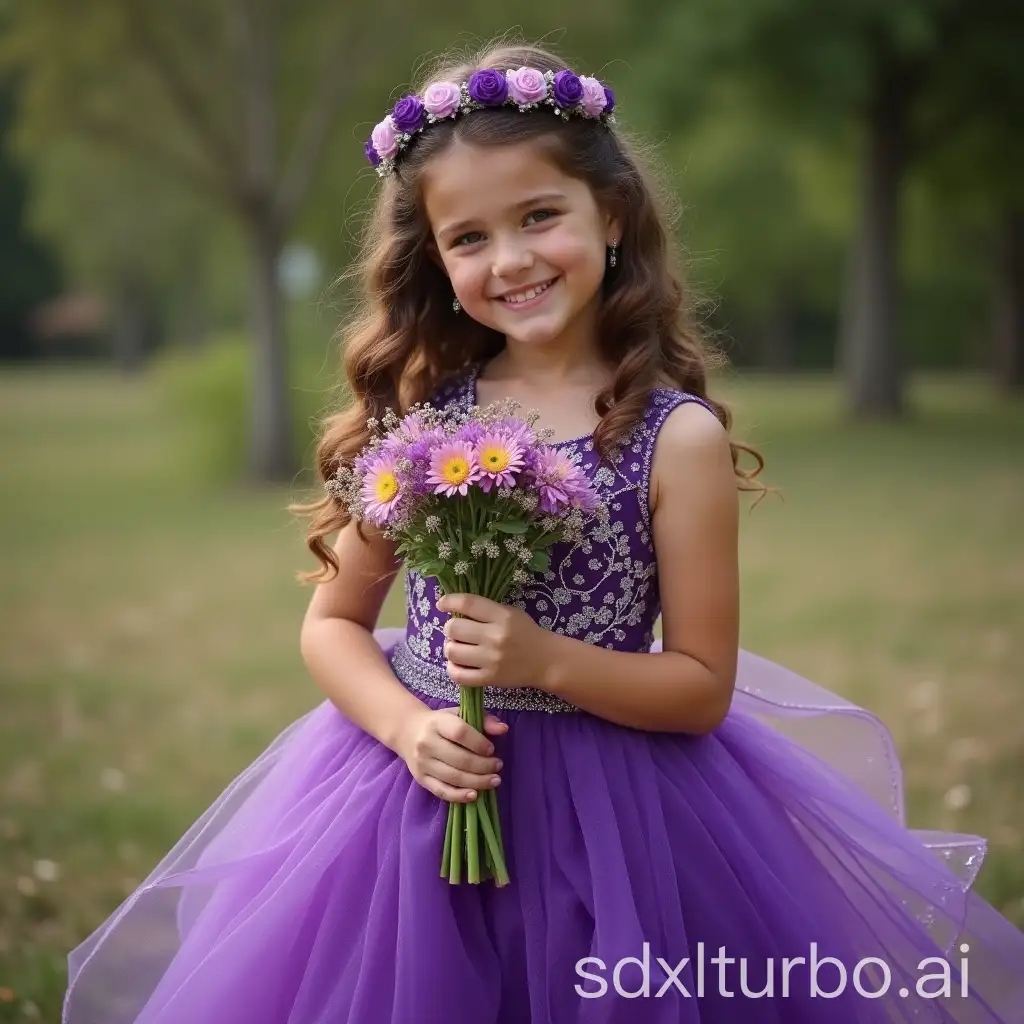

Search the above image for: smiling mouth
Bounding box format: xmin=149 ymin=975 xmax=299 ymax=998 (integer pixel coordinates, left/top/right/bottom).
xmin=498 ymin=278 xmax=558 ymax=305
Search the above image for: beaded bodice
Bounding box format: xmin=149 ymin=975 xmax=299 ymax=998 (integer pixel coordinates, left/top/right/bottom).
xmin=387 ymin=363 xmax=716 ymax=712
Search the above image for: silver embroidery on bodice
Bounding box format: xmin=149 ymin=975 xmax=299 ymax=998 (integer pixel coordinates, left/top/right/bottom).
xmin=388 ymin=362 xmax=716 ymax=712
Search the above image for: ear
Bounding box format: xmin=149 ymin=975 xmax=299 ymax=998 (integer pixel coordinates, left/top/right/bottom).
xmin=603 ymin=203 xmax=624 ymax=249
xmin=426 ymin=236 xmax=449 ymax=276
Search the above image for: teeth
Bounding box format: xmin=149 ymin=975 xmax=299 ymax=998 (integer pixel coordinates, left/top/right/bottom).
xmin=503 ymin=280 xmax=553 ymax=304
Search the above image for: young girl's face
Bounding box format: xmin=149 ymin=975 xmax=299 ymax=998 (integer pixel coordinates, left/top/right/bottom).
xmin=423 ymin=138 xmax=619 ymax=352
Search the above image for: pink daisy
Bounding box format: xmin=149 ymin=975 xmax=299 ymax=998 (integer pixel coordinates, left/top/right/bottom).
xmin=426 ymin=441 xmax=482 ymax=497
xmin=473 ymin=430 xmax=526 ymax=493
xmin=360 ymin=453 xmax=403 ymax=526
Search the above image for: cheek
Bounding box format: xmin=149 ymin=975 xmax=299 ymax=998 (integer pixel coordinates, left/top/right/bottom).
xmin=541 ymin=227 xmax=604 ymax=274
xmin=447 ymin=259 xmax=487 ymax=299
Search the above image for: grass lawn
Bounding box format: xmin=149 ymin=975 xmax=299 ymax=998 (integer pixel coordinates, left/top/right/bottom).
xmin=1 ymin=366 xmax=1022 ymax=1020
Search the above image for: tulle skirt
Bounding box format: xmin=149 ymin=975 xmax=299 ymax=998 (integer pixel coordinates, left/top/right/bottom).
xmin=63 ymin=628 xmax=1024 ymax=1022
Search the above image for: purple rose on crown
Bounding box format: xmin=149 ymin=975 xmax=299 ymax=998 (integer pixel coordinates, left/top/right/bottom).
xmin=391 ymin=95 xmax=425 ymax=134
xmin=603 ymin=86 xmax=616 ymax=113
xmin=552 ymin=69 xmax=584 ymax=109
xmin=467 ymin=69 xmax=509 ymax=106
xmin=364 ymin=139 xmax=381 ymax=167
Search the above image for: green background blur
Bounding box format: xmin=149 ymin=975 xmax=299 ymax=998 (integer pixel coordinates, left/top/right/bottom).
xmin=1 ymin=3 xmax=1022 ymax=1020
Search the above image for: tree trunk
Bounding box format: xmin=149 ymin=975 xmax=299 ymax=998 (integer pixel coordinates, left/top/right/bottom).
xmin=760 ymin=290 xmax=797 ymax=371
xmin=838 ymin=59 xmax=910 ymax=417
xmin=992 ymin=209 xmax=1024 ymax=392
xmin=112 ymin=275 xmax=149 ymax=375
xmin=246 ymin=214 xmax=293 ymax=482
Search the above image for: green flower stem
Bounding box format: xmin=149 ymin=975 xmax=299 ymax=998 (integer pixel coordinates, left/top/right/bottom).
xmin=484 ymin=785 xmax=502 ymax=875
xmin=490 ymin=558 xmax=518 ymax=600
xmin=440 ymin=792 xmax=454 ymax=878
xmin=483 ymin=553 xmax=494 ymax=601
xmin=437 ymin=524 xmax=516 ymax=886
xmin=476 ymin=798 xmax=510 ymax=886
xmin=465 ymin=798 xmax=480 ymax=884
xmin=449 ymin=799 xmax=463 ymax=883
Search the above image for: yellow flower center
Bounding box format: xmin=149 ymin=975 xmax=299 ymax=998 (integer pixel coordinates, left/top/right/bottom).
xmin=480 ymin=445 xmax=511 ymax=473
xmin=441 ymin=457 xmax=470 ymax=485
xmin=374 ymin=472 xmax=398 ymax=502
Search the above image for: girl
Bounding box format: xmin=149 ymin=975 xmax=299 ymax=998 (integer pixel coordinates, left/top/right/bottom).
xmin=65 ymin=41 xmax=1024 ymax=1024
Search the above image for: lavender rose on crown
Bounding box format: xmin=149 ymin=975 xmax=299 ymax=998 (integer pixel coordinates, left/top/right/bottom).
xmin=365 ymin=66 xmax=617 ymax=177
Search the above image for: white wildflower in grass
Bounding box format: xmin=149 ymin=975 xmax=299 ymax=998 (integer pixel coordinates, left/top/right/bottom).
xmin=100 ymin=767 xmax=126 ymax=792
xmin=32 ymin=859 xmax=60 ymax=883
xmin=943 ymin=784 xmax=972 ymax=811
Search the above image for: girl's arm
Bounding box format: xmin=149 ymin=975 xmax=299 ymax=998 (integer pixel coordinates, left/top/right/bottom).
xmin=539 ymin=401 xmax=739 ymax=733
xmin=299 ymin=518 xmax=428 ymax=753
xmin=302 ymin=518 xmax=506 ymax=800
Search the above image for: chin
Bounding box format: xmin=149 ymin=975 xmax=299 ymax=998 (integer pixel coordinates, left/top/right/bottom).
xmin=502 ymin=323 xmax=570 ymax=347
xmin=496 ymin=308 xmax=576 ymax=344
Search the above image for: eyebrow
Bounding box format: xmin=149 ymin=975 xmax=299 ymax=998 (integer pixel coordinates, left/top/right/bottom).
xmin=437 ymin=192 xmax=569 ymax=241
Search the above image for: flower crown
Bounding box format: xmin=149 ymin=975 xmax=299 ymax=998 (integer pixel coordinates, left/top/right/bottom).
xmin=365 ymin=66 xmax=616 ymax=177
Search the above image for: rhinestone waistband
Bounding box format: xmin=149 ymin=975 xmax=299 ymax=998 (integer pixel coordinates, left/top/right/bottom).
xmin=388 ymin=638 xmax=581 ymax=714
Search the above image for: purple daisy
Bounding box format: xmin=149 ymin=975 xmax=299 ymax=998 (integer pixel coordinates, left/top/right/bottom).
xmin=531 ymin=448 xmax=601 ymax=514
xmin=397 ymin=410 xmax=433 ymax=440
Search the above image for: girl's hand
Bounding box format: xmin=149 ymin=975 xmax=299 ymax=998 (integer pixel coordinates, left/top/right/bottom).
xmin=395 ymin=706 xmax=507 ymax=803
xmin=437 ymin=593 xmax=551 ymax=691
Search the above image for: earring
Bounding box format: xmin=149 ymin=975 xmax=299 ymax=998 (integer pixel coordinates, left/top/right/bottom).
xmin=608 ymin=241 xmax=619 ymax=268
xmin=452 ymin=296 xmax=461 ymax=314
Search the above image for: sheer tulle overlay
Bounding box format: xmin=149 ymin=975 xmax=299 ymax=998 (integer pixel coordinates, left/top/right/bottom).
xmin=64 ymin=627 xmax=1024 ymax=1023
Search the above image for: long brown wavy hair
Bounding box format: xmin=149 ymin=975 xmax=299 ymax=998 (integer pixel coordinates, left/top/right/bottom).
xmin=293 ymin=39 xmax=767 ymax=583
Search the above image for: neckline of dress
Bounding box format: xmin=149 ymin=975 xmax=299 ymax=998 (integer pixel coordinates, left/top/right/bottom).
xmin=467 ymin=361 xmax=592 ymax=449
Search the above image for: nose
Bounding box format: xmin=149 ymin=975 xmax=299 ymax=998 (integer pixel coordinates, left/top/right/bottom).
xmin=490 ymin=235 xmax=533 ymax=279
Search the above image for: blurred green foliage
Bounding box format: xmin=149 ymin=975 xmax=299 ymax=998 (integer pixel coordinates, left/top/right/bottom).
xmin=154 ymin=335 xmax=254 ymax=482
xmin=1 ymin=3 xmax=1022 ymax=473
xmin=0 ymin=87 xmax=62 ymax=359
xmin=3 ymin=3 xmax=1019 ymax=373
xmin=154 ymin=309 xmax=346 ymax=483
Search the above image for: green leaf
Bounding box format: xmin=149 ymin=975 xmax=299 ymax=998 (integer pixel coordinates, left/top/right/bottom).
xmin=529 ymin=549 xmax=550 ymax=572
xmin=492 ymin=520 xmax=528 ymax=534
xmin=410 ymin=559 xmax=447 ymax=577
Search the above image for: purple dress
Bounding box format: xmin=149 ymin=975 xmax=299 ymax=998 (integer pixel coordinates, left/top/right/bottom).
xmin=64 ymin=364 xmax=1024 ymax=1022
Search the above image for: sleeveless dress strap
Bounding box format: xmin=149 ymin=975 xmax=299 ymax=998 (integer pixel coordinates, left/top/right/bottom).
xmin=637 ymin=388 xmax=720 ymax=531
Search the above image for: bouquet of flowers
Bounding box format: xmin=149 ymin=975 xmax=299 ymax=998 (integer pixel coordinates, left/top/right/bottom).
xmin=327 ymin=395 xmax=605 ymax=886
